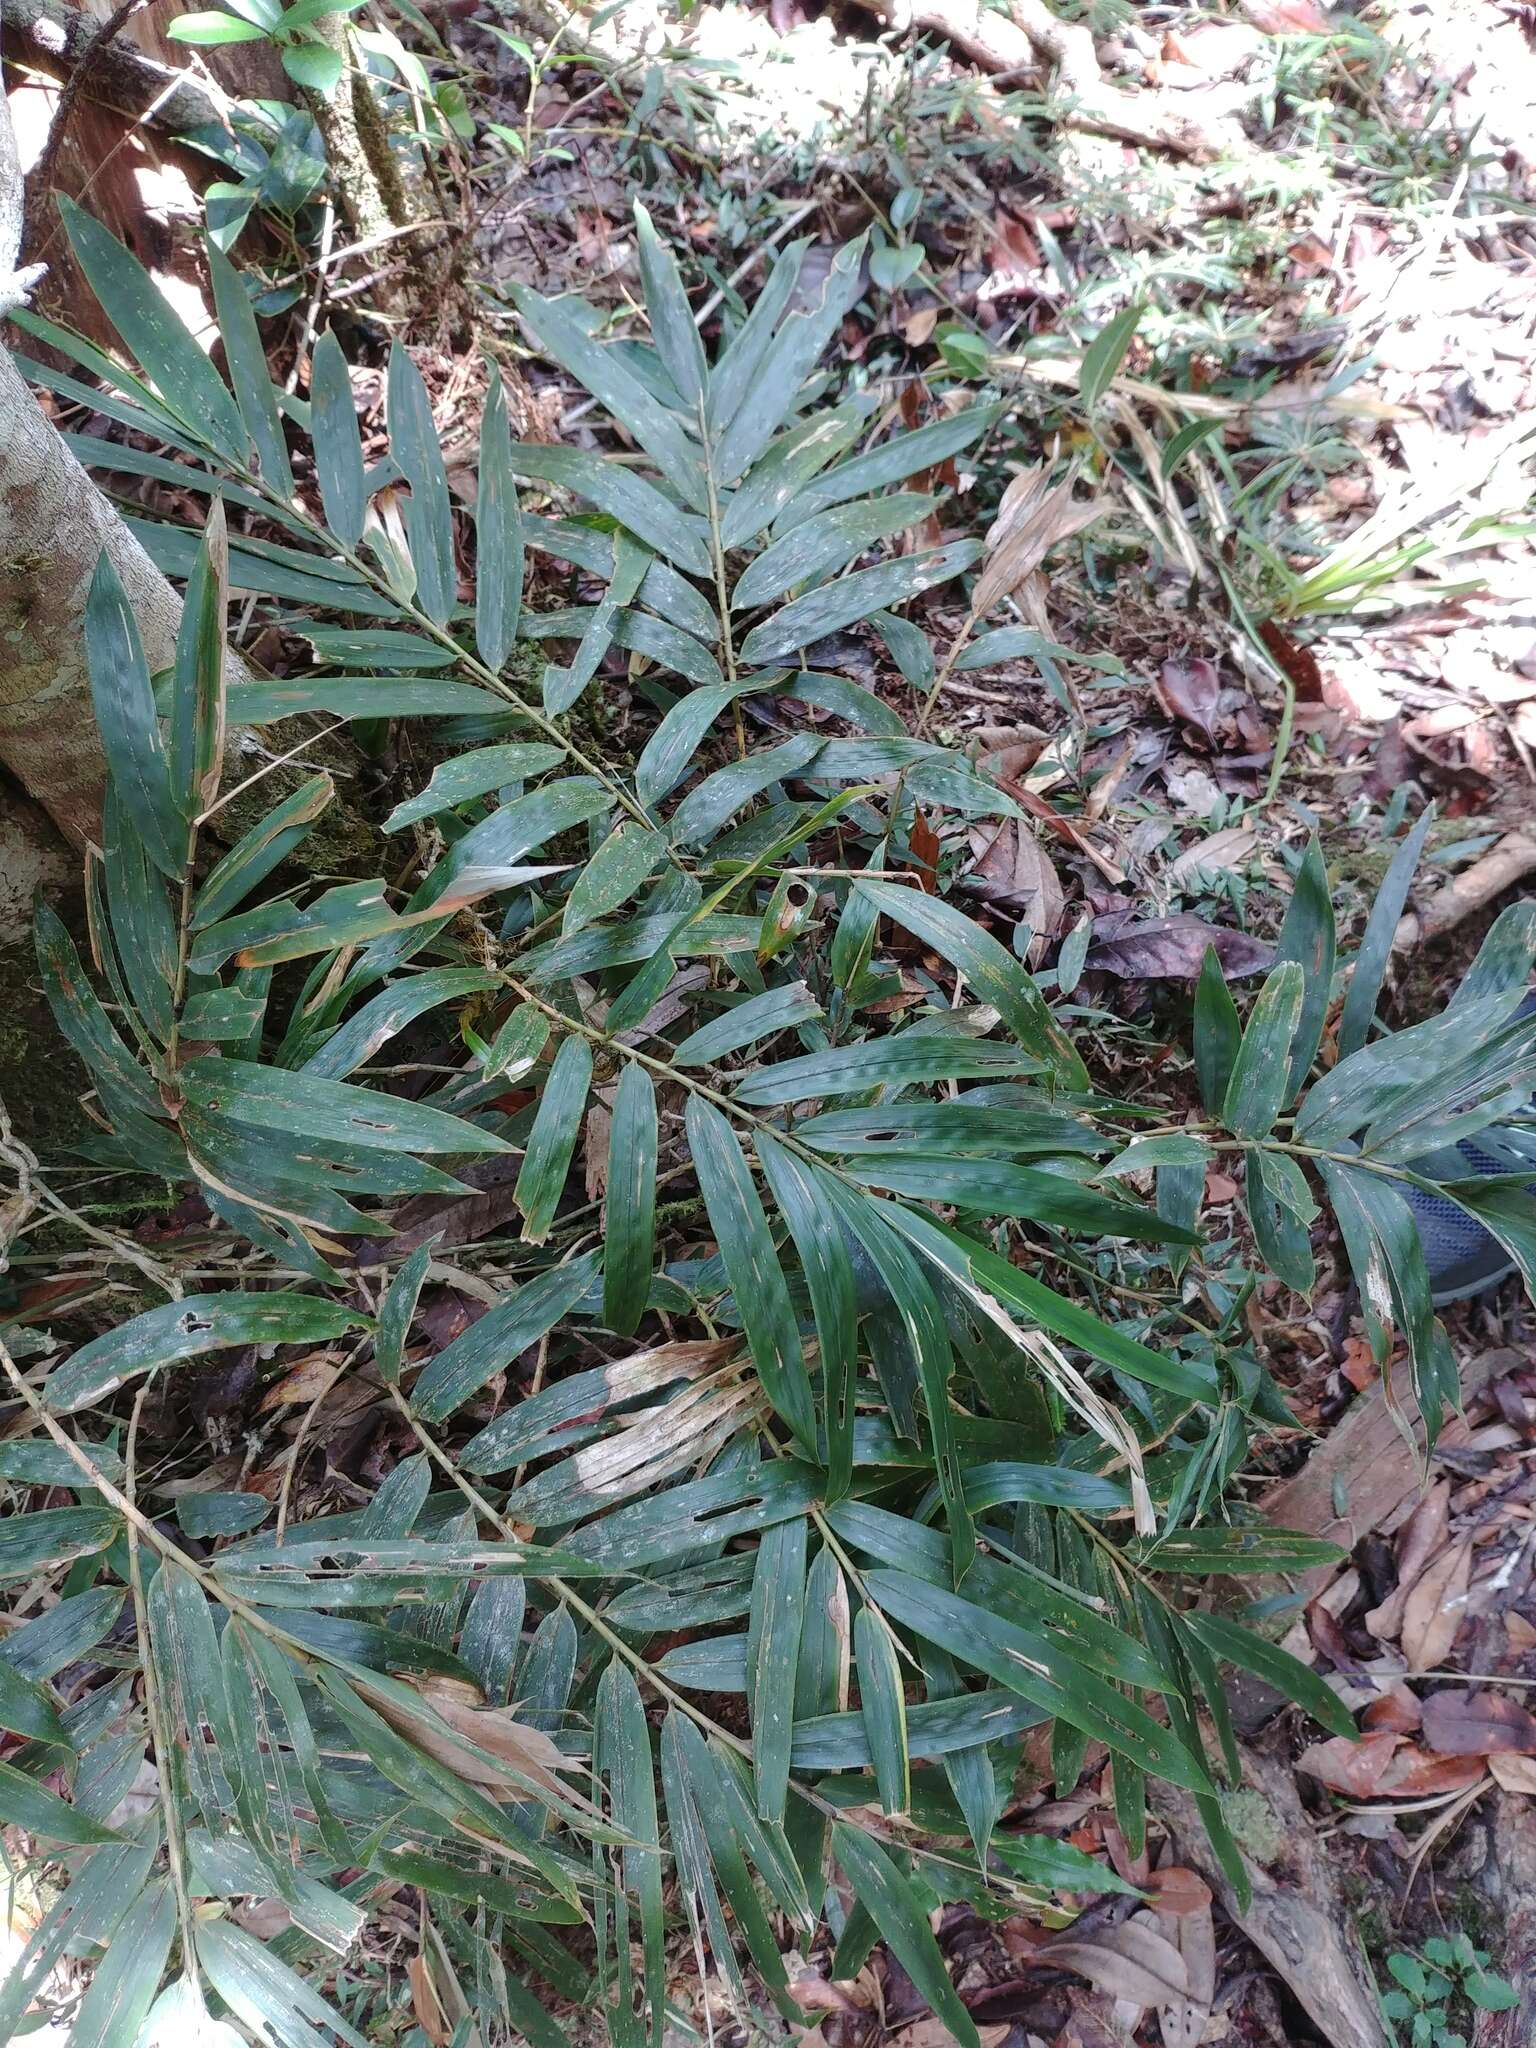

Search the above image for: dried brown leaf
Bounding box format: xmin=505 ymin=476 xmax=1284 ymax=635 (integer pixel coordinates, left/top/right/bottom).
xmin=1400 ymin=1535 xmax=1472 ymax=1672
xmin=1154 ymin=657 xmax=1221 ymax=743
xmin=1365 ymin=1481 xmax=1451 ymax=1642
xmin=974 ymin=465 xmax=1105 ymax=618
xmin=1038 ymin=1914 xmax=1190 ymax=2010
xmin=1489 ymin=1751 xmax=1536 ymax=1794
xmin=1419 ymin=1688 xmax=1536 ymax=1757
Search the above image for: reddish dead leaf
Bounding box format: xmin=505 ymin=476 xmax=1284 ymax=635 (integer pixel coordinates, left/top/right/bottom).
xmin=1143 ymin=1867 xmax=1212 ymax=1916
xmin=990 ymin=776 xmax=1126 ymax=886
xmin=1366 ymin=1481 xmax=1451 ymax=1642
xmin=1205 ymin=1170 xmax=1239 ymax=1204
xmin=1400 ymin=1535 xmax=1472 ymax=1673
xmin=1296 ymin=1729 xmax=1404 ymax=1797
xmin=1155 ymin=657 xmax=1221 ymax=744
xmin=257 ymin=1349 xmax=346 ymax=1412
xmin=1507 ymin=1611 xmax=1536 ymax=1652
xmin=1341 ymin=1336 xmax=1377 ymax=1392
xmin=1306 ymin=1598 xmax=1361 ymax=1674
xmin=1419 ymin=1689 xmax=1536 ymax=1757
xmin=409 ymin=1955 xmax=450 ymax=2046
xmin=909 ymin=807 xmax=941 ymax=894
xmin=1258 ymin=621 xmax=1325 ymax=702
xmin=1378 ymin=1747 xmax=1488 ymax=1797
xmin=1362 ymin=1687 xmax=1422 ymax=1734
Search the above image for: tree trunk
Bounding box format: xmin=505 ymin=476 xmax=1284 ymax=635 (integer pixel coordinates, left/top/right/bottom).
xmin=0 ymin=343 xmax=250 ymax=847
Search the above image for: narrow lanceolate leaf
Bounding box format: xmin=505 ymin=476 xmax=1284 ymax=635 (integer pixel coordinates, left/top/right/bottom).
xmin=301 ymin=967 xmax=498 ymax=1081
xmin=740 ymin=540 xmax=981 ymax=666
xmin=856 ymin=879 xmax=1088 ymax=1091
xmin=86 ymin=552 xmax=185 ymax=877
xmin=734 ymin=1034 xmax=1041 ymax=1106
xmin=715 ymin=237 xmax=869 ymax=483
xmin=790 ymin=402 xmax=1006 ymax=525
xmin=0 ymin=1758 xmax=120 ymax=1845
xmin=674 ymin=982 xmax=824 ymax=1068
xmin=168 ymin=503 xmax=228 ymax=815
xmin=1337 ymin=802 xmax=1436 ymax=1058
xmin=756 ymin=1136 xmax=856 ymax=1503
xmin=863 ymin=1567 xmax=1212 ymax=1791
xmin=747 ymin=1517 xmax=807 ymax=1826
xmin=1078 ymin=301 xmax=1143 ymax=411
xmin=34 ymin=903 xmax=160 ymax=1120
xmin=1193 ymin=946 xmax=1241 ymax=1115
xmin=383 ymin=743 xmax=564 ymax=831
xmin=686 ymin=1097 xmax=817 ymax=1450
xmin=60 ymin=197 xmax=247 ymax=464
xmin=388 ymin=344 xmax=457 ymax=623
xmin=0 ymin=1660 xmax=65 ymax=1744
xmin=855 ymin=1606 xmax=909 ymax=1816
xmin=832 ymin=1825 xmax=980 ymax=2048
xmin=207 ymin=237 xmax=293 ymax=496
xmin=485 ymin=1001 xmax=551 ymax=1082
xmin=634 ymin=200 xmax=707 ymax=406
xmin=310 ymin=329 xmax=368 ymax=545
xmin=475 ymin=358 xmax=524 ymax=671
xmin=1179 ymin=1610 xmax=1355 ymax=1740
xmin=46 ymin=1294 xmax=367 ymax=1414
xmin=562 ymin=823 xmax=666 ymax=937
xmin=0 ymin=1505 xmax=120 ymax=1579
xmin=543 ymin=533 xmax=650 ymax=714
xmin=503 ymin=441 xmax=711 ymax=577
xmin=1222 ymin=961 xmax=1304 ymax=1138
xmin=101 ymin=786 xmax=176 ymax=1044
xmin=732 ymin=493 xmax=939 ymax=611
xmin=191 ymin=772 xmax=333 ymax=926
xmin=515 ymin=1034 xmax=593 ymax=1242
xmin=68 ymin=1880 xmax=176 ymax=2048
xmin=604 ymin=1063 xmax=658 ymax=1337
xmin=594 ymin=1662 xmax=666 ymax=2048
xmin=1271 ymin=836 xmax=1335 ymax=1100
xmin=374 ymin=1240 xmax=435 ymax=1387
xmin=512 ymin=286 xmax=707 ymax=511
xmin=179 ymin=1056 xmax=512 ymax=1154
xmin=411 ymin=1251 xmax=600 ymax=1422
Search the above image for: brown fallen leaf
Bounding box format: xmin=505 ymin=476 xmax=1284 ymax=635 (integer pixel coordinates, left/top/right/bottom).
xmin=1377 ymin=1748 xmax=1488 ymax=1797
xmin=1296 ymin=1729 xmax=1404 ymax=1798
xmin=1489 ymin=1752 xmax=1536 ymax=1794
xmin=1361 ymin=1686 xmax=1422 ymax=1734
xmin=1419 ymin=1689 xmax=1536 ymax=1758
xmin=973 ymin=463 xmax=1106 ymax=621
xmin=1085 ymin=913 xmax=1273 ymax=982
xmin=967 ymin=817 xmax=1064 ymax=948
xmin=1036 ymin=1913 xmax=1190 ymax=2010
xmin=1155 ymin=656 xmax=1221 ymax=744
xmin=409 ymin=1953 xmax=450 ymax=2047
xmin=1143 ymin=1865 xmax=1213 ymax=1917
xmin=257 ymin=1349 xmax=347 ymax=1412
xmin=1156 ymin=1879 xmax=1216 ymax=2048
xmin=1399 ymin=1535 xmax=1472 ymax=1673
xmin=1258 ymin=620 xmax=1325 ymax=702
xmin=1365 ymin=1480 xmax=1451 ymax=1642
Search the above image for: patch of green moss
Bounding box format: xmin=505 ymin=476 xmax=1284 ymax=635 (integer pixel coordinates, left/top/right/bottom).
xmin=0 ymin=937 xmax=94 ymax=1166
xmin=1223 ymin=1786 xmax=1288 ymax=1867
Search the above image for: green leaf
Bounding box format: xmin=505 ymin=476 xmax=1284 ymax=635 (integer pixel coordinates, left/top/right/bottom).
xmin=191 ymin=771 xmax=333 ymax=926
xmin=387 ymin=343 xmax=456 ymax=623
xmin=720 ymin=401 xmax=865 ymax=547
xmin=686 ymin=1097 xmax=817 ymax=1450
xmin=207 ymin=240 xmax=292 ymax=495
xmin=791 ymin=402 xmax=1005 ymax=526
xmin=562 ymin=823 xmax=666 ymax=936
xmin=856 ymin=879 xmax=1089 ymax=1091
xmin=484 ymin=1000 xmax=552 ymax=1082
xmin=85 ymin=552 xmax=186 ymax=878
xmin=170 ymin=11 xmax=269 ymax=38
xmin=0 ymin=1505 xmax=120 ymax=1579
xmin=476 ymin=359 xmax=524 ymax=670
xmin=1179 ymin=1609 xmax=1355 ymax=1739
xmin=542 ymin=534 xmax=650 ymax=714
xmin=864 ymin=1566 xmax=1210 ymax=1788
xmin=594 ymin=1660 xmax=666 ymax=2048
xmin=675 ymin=982 xmax=824 ymax=1068
xmin=301 ymin=966 xmax=497 ymax=1081
xmin=60 ymin=197 xmax=247 ymax=464
xmin=714 ymin=238 xmax=869 ymax=483
xmin=634 ymin=199 xmax=707 ymax=407
xmin=1193 ymin=946 xmax=1241 ymax=1115
xmin=167 ymin=505 xmax=229 ymax=817
xmin=515 ymin=1034 xmax=593 ymax=1242
xmin=747 ymin=1516 xmax=807 ymax=1825
xmin=603 ymin=1063 xmax=658 ymax=1338
xmin=565 ymin=1459 xmax=823 ymax=1572
xmin=734 ymin=1033 xmax=1042 ymax=1106
xmin=69 ymin=1882 xmax=176 ymax=2048
xmin=1221 ymin=961 xmax=1304 ymax=1138
xmin=844 ymin=1152 xmax=1197 ymax=1243
xmin=0 ymin=1588 xmax=126 ymax=1681
xmin=1079 ymin=302 xmax=1143 ymax=411
xmin=179 ymin=1055 xmax=512 ymax=1154
xmin=512 ymin=289 xmax=707 ymax=515
xmin=1337 ymin=804 xmax=1435 ymax=1058
xmin=919 ymin=1642 xmax=1001 ymax=1861
xmin=756 ymin=1134 xmax=856 ymax=1502
xmin=101 ymin=784 xmax=177 ymax=1044
xmin=280 ymin=38 xmax=344 ymax=88
xmin=383 ymin=744 xmax=564 ymax=830
xmin=1130 ymin=1526 xmax=1345 ymax=1574
xmin=0 ymin=1660 xmax=66 ymax=1744
xmin=990 ymin=1831 xmax=1143 ymax=1895
xmin=740 ymin=541 xmax=980 ymax=666
xmin=832 ymin=1825 xmax=980 ymax=2048
xmin=733 ymin=494 xmax=939 ymax=611
xmin=310 ymin=328 xmax=367 ymax=544
xmin=504 ymin=442 xmax=711 ymax=576
xmin=47 ymin=1293 xmax=365 ymax=1413
xmin=412 ymin=1252 xmax=600 ymax=1421
xmin=0 ymin=1757 xmax=120 ymax=1844
xmin=855 ymin=1606 xmax=909 ymax=1816
xmin=198 ymin=1919 xmax=370 ymax=2048
xmin=1271 ymin=837 xmax=1335 ymax=1099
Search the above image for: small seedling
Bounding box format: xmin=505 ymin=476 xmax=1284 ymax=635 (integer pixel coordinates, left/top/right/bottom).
xmin=1382 ymin=1933 xmax=1519 ymax=2047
